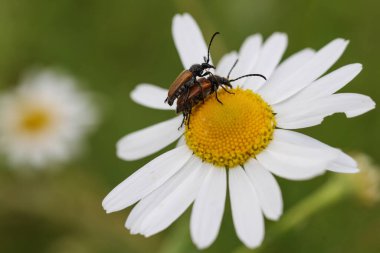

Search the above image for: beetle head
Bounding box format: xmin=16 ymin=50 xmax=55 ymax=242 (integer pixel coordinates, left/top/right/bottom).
xmin=189 ymin=64 xmax=203 ymax=75
xmin=201 ymin=62 xmax=215 ymax=70
xmin=220 ymin=77 xmax=231 ymax=86
xmin=189 ymin=63 xmax=214 ymax=76
xmin=217 ymin=76 xmax=232 ymax=89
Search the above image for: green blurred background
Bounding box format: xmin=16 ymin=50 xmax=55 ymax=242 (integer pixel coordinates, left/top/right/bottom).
xmin=0 ymin=0 xmax=379 ymax=252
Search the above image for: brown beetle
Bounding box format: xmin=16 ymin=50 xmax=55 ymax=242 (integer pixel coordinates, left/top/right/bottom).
xmin=165 ymin=32 xmax=219 ymax=106
xmin=176 ymin=60 xmax=267 ymax=128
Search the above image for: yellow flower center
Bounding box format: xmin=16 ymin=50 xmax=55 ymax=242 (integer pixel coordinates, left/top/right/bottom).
xmin=19 ymin=109 xmax=52 ymax=133
xmin=185 ymin=87 xmax=275 ymax=168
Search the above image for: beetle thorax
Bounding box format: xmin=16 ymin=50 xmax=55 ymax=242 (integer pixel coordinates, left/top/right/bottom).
xmin=219 ymin=77 xmax=229 ymax=84
xmin=189 ymin=64 xmax=203 ymax=75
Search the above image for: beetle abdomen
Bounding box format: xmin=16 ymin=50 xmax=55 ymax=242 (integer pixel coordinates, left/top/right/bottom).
xmin=167 ymin=70 xmax=193 ymax=97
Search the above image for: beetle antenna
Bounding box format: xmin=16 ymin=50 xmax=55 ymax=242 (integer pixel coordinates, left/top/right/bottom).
xmin=229 ymin=74 xmax=267 ymax=83
xmin=205 ymin=32 xmax=220 ymax=63
xmin=227 ymin=59 xmax=239 ymax=79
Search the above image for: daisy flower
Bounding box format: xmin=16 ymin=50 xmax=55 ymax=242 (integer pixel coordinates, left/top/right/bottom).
xmin=0 ymin=69 xmax=98 ymax=169
xmin=103 ymin=13 xmax=375 ymax=249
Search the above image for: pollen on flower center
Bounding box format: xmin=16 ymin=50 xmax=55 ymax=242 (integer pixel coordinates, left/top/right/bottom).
xmin=185 ymin=87 xmax=275 ymax=168
xmin=19 ymin=108 xmax=52 ymax=133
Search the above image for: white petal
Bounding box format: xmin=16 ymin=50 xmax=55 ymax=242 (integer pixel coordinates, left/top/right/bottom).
xmin=243 ymin=32 xmax=288 ymax=91
xmin=258 ymin=48 xmax=315 ymax=92
xmin=256 ymin=149 xmax=326 ymax=180
xmin=328 ymin=163 xmax=359 ymax=173
xmin=245 ymin=159 xmax=283 ymax=220
xmin=334 ymin=150 xmax=357 ymax=167
xmin=216 ymin=51 xmax=238 ymax=77
xmin=229 ymin=167 xmax=264 ymax=249
xmin=117 ymin=116 xmax=183 ymax=160
xmin=266 ymin=134 xmax=338 ymax=160
xmin=172 ymin=13 xmax=212 ymax=69
xmin=191 ymin=165 xmax=227 ymax=249
xmin=276 ymin=93 xmax=375 ymax=129
xmin=273 ymin=129 xmax=342 ymax=152
xmin=272 ymin=130 xmax=359 ymax=174
xmin=231 ymin=34 xmax=262 ymax=78
xmin=126 ymin=156 xmax=200 ymax=233
xmin=256 ymin=129 xmax=339 ymax=180
xmin=328 ymin=151 xmax=359 ymax=173
xmin=130 ymin=83 xmax=173 ymax=110
xmin=102 ymin=146 xmax=192 ymax=213
xmin=273 ymin=64 xmax=362 ymax=114
xmin=272 ymin=129 xmax=341 ymax=154
xmin=275 ymin=116 xmax=324 ymax=129
xmin=261 ymin=39 xmax=349 ymax=104
xmin=138 ymin=160 xmax=208 ymax=237
xmin=176 ymin=136 xmax=186 ymax=147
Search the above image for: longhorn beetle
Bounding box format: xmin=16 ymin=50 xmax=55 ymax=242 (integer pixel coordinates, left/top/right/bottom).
xmin=176 ymin=59 xmax=267 ymax=128
xmin=165 ymin=32 xmax=219 ymax=106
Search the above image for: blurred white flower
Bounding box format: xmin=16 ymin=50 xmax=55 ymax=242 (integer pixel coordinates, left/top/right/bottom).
xmin=0 ymin=69 xmax=98 ymax=169
xmin=103 ymin=13 xmax=375 ymax=250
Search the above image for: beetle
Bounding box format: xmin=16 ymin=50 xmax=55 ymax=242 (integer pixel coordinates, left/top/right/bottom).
xmin=165 ymin=32 xmax=220 ymax=106
xmin=176 ymin=60 xmax=267 ymax=128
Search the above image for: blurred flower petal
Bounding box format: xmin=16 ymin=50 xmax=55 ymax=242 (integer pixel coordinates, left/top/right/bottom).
xmin=0 ymin=69 xmax=98 ymax=169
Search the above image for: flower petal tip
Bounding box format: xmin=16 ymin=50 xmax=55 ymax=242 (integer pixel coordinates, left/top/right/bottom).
xmin=267 ymin=212 xmax=283 ymax=221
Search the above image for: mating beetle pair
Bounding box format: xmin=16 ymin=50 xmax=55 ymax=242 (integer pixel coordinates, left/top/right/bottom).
xmin=166 ymin=32 xmax=266 ymax=127
xmin=176 ymin=60 xmax=266 ymax=127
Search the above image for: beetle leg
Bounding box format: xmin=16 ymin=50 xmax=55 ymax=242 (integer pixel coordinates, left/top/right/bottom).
xmin=195 ymin=80 xmax=206 ymax=103
xmin=221 ymin=84 xmax=235 ymax=94
xmin=185 ymin=89 xmax=190 ymax=101
xmin=179 ymin=111 xmax=188 ymax=130
xmin=215 ymin=90 xmax=223 ymax=105
xmin=208 ymin=72 xmax=216 ymax=82
xmin=179 ymin=115 xmax=185 ymax=130
xmin=211 ymin=82 xmax=223 ymax=105
xmin=187 ymin=107 xmax=192 ymax=128
xmin=183 ymin=76 xmax=196 ymax=103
